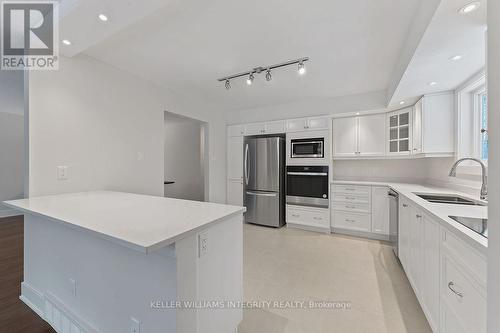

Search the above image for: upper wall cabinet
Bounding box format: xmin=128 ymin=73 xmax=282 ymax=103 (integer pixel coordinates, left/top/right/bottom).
xmin=228 ymin=124 xmax=246 ymax=137
xmin=227 ymin=120 xmax=286 ymax=137
xmin=332 ymin=113 xmax=386 ymax=159
xmin=387 ymin=108 xmax=412 ymax=156
xmin=286 ymin=116 xmax=330 ymax=132
xmin=415 ymin=92 xmax=455 ymax=156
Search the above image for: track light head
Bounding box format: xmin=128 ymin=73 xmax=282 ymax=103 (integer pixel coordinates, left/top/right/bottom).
xmin=265 ymin=69 xmax=272 ymax=81
xmin=225 ymin=79 xmax=231 ymax=90
xmin=246 ymin=73 xmax=254 ymax=86
xmin=298 ymin=61 xmax=306 ymax=75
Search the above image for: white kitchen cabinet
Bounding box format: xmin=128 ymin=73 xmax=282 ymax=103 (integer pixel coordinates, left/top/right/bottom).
xmin=412 ymin=98 xmax=423 ymax=154
xmin=226 ymin=180 xmax=243 ymax=206
xmin=371 ymin=187 xmax=389 ymax=235
xmin=358 ymin=114 xmax=386 ymax=157
xmin=227 ymin=136 xmax=243 ymax=180
xmin=415 ymin=92 xmax=455 ymax=156
xmin=421 ymin=215 xmax=440 ymax=332
xmin=286 ymin=116 xmax=330 ymax=132
xmin=332 ymin=116 xmax=358 ymax=158
xmin=387 ymin=107 xmax=412 ymax=156
xmin=245 ymin=122 xmax=267 ymax=135
xmin=307 ymin=116 xmax=330 ymax=130
xmin=408 ymin=205 xmax=423 ymax=297
xmin=332 ymin=113 xmax=386 ymax=159
xmin=287 ymin=205 xmax=330 ymax=232
xmin=227 ymin=124 xmax=246 ymax=137
xmin=398 ymin=197 xmax=411 ymax=271
xmin=265 ymin=120 xmax=286 ymax=134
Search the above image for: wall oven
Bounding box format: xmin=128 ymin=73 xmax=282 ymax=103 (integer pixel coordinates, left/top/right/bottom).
xmin=286 ymin=166 xmax=329 ymax=208
xmin=290 ymin=138 xmax=324 ymax=158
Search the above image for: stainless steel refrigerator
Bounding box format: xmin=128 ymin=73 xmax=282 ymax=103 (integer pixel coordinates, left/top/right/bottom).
xmin=244 ymin=136 xmax=285 ymax=227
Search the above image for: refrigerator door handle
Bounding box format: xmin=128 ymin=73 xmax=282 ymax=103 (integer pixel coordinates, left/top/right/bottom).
xmin=246 ymin=191 xmax=278 ymax=197
xmin=244 ymin=143 xmax=249 ymax=186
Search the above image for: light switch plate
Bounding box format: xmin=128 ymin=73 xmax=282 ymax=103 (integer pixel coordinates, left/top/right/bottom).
xmin=198 ymin=231 xmax=209 ymax=257
xmin=57 ymin=166 xmax=68 ymax=180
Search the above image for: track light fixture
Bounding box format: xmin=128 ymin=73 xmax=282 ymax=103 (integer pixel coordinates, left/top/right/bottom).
xmin=265 ymin=69 xmax=272 ymax=81
xmin=298 ymin=61 xmax=306 ymax=75
xmin=246 ymin=73 xmax=254 ymax=85
xmin=218 ymin=57 xmax=308 ymax=89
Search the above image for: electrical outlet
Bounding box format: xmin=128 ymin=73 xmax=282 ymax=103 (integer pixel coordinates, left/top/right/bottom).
xmin=69 ymin=278 xmax=76 ymax=297
xmin=130 ymin=317 xmax=141 ymax=333
xmin=198 ymin=231 xmax=209 ymax=257
xmin=57 ymin=166 xmax=68 ymax=180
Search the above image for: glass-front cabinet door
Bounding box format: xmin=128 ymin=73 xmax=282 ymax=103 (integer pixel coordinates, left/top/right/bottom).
xmin=387 ymin=108 xmax=412 ymax=155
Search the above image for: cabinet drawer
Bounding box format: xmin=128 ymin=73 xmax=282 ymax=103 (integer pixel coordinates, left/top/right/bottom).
xmin=332 ymin=211 xmax=371 ymax=232
xmin=442 ymin=255 xmax=486 ymax=333
xmin=287 ymin=206 xmax=330 ymax=229
xmin=442 ymin=230 xmax=487 ymax=287
xmin=332 ymin=185 xmax=371 ymax=195
xmin=333 ymin=202 xmax=370 ymax=213
xmin=332 ymin=193 xmax=371 ymax=205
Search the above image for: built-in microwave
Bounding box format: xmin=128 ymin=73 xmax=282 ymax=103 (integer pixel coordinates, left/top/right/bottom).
xmin=290 ymin=138 xmax=324 ymax=158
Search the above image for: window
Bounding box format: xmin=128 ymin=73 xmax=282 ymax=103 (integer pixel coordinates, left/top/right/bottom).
xmin=478 ymin=91 xmax=488 ymax=161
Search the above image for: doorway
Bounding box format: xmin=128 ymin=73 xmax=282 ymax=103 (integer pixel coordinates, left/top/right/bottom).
xmin=163 ymin=111 xmax=207 ymax=201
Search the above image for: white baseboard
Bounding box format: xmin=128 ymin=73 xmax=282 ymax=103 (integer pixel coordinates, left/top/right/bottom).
xmin=20 ymin=282 xmax=99 ymax=333
xmin=332 ymin=228 xmax=390 ymax=241
xmin=20 ymin=282 xmax=45 ymax=318
xmin=287 ymin=223 xmax=331 ymax=234
xmin=0 ymin=208 xmax=22 ymax=218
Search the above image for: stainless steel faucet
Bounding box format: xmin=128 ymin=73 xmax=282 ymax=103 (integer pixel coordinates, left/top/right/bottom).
xmin=448 ymin=158 xmax=488 ymax=200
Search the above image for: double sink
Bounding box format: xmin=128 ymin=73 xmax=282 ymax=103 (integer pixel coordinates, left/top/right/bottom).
xmin=415 ymin=193 xmax=488 ymax=238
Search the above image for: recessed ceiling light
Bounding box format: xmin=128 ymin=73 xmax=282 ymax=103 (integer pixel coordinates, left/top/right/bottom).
xmin=356 ymin=112 xmax=360 ymax=116
xmin=62 ymin=39 xmax=71 ymax=45
xmin=450 ymin=55 xmax=463 ymax=61
xmin=429 ymin=81 xmax=437 ymax=86
xmin=98 ymin=14 xmax=108 ymax=21
xmin=399 ymin=101 xmax=405 ymax=105
xmin=459 ymin=2 xmax=481 ymax=14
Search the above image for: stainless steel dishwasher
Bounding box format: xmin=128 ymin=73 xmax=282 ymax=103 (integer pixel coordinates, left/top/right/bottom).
xmin=388 ymin=189 xmax=399 ymax=257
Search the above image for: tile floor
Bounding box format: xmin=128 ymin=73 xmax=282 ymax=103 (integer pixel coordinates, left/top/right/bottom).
xmin=239 ymin=224 xmax=432 ymax=333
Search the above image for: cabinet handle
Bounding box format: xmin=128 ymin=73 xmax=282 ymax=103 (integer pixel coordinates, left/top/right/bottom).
xmin=402 ymin=204 xmax=408 ymax=208
xmin=448 ymin=282 xmax=463 ymax=298
xmin=345 ymin=219 xmax=356 ymax=223
xmin=345 ymin=205 xmax=356 ymax=209
xmin=291 ymin=214 xmax=300 ymax=218
xmin=416 ymin=214 xmax=422 ymax=219
xmin=345 ymin=197 xmax=356 ymax=200
xmin=345 ymin=188 xmax=355 ymax=191
xmin=313 ymin=217 xmax=323 ymax=220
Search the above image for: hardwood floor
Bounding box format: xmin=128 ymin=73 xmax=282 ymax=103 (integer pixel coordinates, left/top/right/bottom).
xmin=0 ymin=215 xmax=55 ymax=333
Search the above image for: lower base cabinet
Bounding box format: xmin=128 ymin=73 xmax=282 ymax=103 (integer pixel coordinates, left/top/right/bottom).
xmin=286 ymin=205 xmax=330 ymax=232
xmin=399 ymin=196 xmax=487 ymax=333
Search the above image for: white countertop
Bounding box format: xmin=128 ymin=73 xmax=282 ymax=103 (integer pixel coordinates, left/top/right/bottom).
xmin=332 ymin=180 xmax=488 ymax=250
xmin=4 ymin=191 xmax=246 ymax=253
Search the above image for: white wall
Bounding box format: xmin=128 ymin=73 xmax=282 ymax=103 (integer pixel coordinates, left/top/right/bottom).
xmin=332 ymin=159 xmax=428 ymax=183
xmin=28 ymin=55 xmax=227 ymax=203
xmin=0 ymin=71 xmax=24 ymax=217
xmin=487 ymin=1 xmax=500 ymax=331
xmin=164 ymin=113 xmax=204 ymax=201
xmin=223 ymin=90 xmax=386 ymax=124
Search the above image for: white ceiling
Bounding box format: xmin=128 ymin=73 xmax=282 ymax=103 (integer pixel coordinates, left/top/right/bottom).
xmin=58 ymin=0 xmax=486 ymax=112
xmin=389 ymin=0 xmax=487 ymax=107
xmin=60 ymin=0 xmax=423 ymax=111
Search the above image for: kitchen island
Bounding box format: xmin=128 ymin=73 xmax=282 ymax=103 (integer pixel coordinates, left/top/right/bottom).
xmin=4 ymin=191 xmax=246 ymax=333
